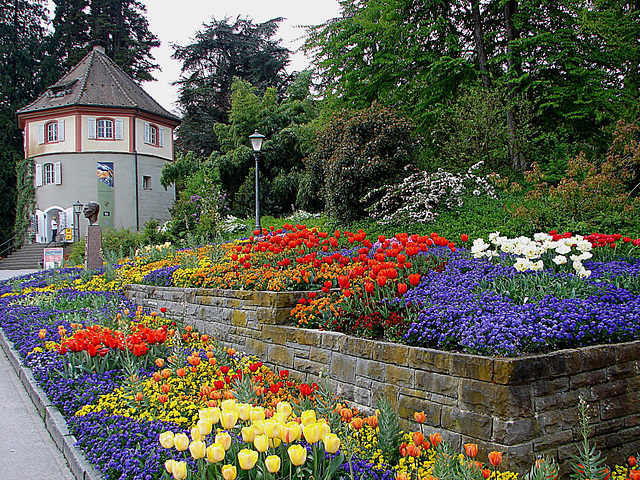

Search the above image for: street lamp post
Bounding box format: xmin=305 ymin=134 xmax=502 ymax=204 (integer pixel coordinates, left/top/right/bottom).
xmin=73 ymin=201 xmax=83 ymax=242
xmin=249 ymin=130 xmax=265 ymax=232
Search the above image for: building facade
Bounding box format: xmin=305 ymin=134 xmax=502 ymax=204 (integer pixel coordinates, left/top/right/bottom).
xmin=17 ymin=46 xmax=180 ymax=243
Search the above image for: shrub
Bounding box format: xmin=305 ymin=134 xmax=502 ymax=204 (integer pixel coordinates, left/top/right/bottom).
xmin=305 ymin=104 xmax=416 ymax=223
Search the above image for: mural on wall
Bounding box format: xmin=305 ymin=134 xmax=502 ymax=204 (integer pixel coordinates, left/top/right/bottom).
xmin=97 ymin=162 xmax=114 ymax=229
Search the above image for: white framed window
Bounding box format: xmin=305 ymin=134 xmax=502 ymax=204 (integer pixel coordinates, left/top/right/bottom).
xmin=46 ymin=122 xmax=58 ymax=142
xmin=37 ymin=119 xmax=64 ymax=144
xmin=88 ymin=117 xmax=122 ymax=140
xmin=43 ymin=163 xmax=61 ymax=185
xmin=96 ymin=119 xmax=114 ymax=139
xmin=144 ymin=122 xmax=163 ymax=147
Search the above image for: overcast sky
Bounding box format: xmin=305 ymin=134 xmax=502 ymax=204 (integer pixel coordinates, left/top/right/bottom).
xmin=137 ymin=0 xmax=341 ymax=114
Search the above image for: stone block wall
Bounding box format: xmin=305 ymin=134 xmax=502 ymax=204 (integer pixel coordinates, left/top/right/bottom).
xmin=124 ymin=285 xmax=640 ymax=473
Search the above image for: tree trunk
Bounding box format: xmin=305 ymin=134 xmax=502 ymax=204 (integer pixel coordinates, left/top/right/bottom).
xmin=503 ymin=0 xmax=525 ymax=171
xmin=471 ymin=0 xmax=490 ymax=88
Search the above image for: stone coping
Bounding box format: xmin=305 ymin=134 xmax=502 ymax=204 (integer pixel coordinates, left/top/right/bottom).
xmin=0 ymin=328 xmax=103 ymax=480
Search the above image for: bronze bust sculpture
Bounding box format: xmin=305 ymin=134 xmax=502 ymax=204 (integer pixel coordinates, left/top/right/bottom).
xmin=83 ymin=201 xmax=100 ymax=225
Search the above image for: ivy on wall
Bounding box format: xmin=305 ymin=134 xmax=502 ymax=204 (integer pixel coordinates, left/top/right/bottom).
xmin=14 ymin=157 xmax=35 ymax=242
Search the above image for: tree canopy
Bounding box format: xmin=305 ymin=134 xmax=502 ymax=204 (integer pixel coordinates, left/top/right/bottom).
xmin=173 ymin=16 xmax=292 ymax=157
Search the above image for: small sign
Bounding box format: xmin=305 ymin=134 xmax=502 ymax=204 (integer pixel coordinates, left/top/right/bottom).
xmin=43 ymin=247 xmax=64 ymax=269
xmin=64 ymin=228 xmax=73 ymax=241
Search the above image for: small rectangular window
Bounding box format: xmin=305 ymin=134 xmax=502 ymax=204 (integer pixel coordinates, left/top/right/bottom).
xmin=142 ymin=175 xmax=151 ymax=190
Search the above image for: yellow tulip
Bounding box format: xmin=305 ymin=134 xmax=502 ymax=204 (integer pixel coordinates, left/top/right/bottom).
xmin=174 ymin=433 xmax=189 ymax=452
xmin=199 ymin=407 xmax=220 ymax=424
xmin=241 ymin=426 xmax=257 ymax=443
xmin=216 ymin=432 xmax=232 ymax=451
xmin=303 ymin=423 xmax=321 ymax=444
xmin=264 ymin=419 xmax=281 ymax=439
xmin=237 ymin=403 xmax=251 ymax=421
xmin=206 ymin=443 xmax=225 ymax=463
xmin=250 ymin=406 xmax=265 ymax=422
xmin=164 ymin=459 xmax=176 ymax=473
xmin=254 ymin=434 xmax=269 ymax=453
xmin=197 ymin=418 xmax=212 ymax=436
xmin=189 ymin=440 xmax=206 ymax=460
xmin=252 ymin=420 xmax=265 ymax=434
xmin=237 ymin=448 xmax=259 ymax=470
xmin=288 ymin=444 xmax=307 ymax=466
xmin=323 ymin=433 xmax=341 ymax=454
xmin=276 ymin=401 xmax=292 ymax=418
xmin=271 ymin=412 xmax=286 ymax=424
xmin=171 ymin=461 xmax=188 ymax=480
xmin=221 ymin=399 xmax=237 ymax=412
xmin=317 ymin=420 xmax=331 ymax=439
xmin=301 ymin=410 xmax=316 ymax=426
xmin=221 ymin=464 xmax=237 ymax=480
xmin=221 ymin=410 xmax=239 ymax=429
xmin=280 ymin=422 xmax=302 ymax=443
xmin=265 ymin=455 xmax=281 ymax=474
xmin=159 ymin=431 xmax=175 ymax=449
xmin=269 ymin=437 xmax=282 ymax=448
xmin=190 ymin=427 xmax=202 ymax=442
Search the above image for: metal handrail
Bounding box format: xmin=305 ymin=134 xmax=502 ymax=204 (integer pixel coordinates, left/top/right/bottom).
xmin=0 ymin=227 xmax=29 ymax=259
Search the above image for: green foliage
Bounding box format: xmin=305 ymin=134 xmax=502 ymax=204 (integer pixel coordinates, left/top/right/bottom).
xmin=173 ymin=17 xmax=291 ymax=156
xmin=205 ymin=76 xmax=320 ymax=217
xmin=524 ymin=457 xmax=559 ymax=480
xmin=570 ymin=396 xmax=610 ymax=480
xmin=13 ymin=157 xmax=35 ymax=242
xmin=68 ymin=227 xmax=145 ymax=265
xmin=49 ymin=0 xmax=160 ymax=82
xmin=428 ymin=86 xmax=535 ymax=173
xmin=375 ymin=396 xmax=402 ymax=466
xmin=305 ymin=104 xmax=416 ymax=223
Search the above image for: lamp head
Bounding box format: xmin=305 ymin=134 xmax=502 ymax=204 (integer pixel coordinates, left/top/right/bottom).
xmin=249 ymin=130 xmax=265 ymax=152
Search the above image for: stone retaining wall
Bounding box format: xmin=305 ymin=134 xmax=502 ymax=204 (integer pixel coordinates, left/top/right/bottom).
xmin=124 ymin=284 xmax=640 ymax=473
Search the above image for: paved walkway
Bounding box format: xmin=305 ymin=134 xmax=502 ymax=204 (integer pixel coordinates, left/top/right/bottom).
xmin=0 ymin=269 xmax=75 ymax=479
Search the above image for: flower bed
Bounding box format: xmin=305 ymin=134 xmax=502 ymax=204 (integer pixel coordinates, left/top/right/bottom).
xmin=1 ymin=226 xmax=640 ymax=479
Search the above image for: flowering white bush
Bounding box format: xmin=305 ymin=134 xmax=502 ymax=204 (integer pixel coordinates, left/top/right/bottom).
xmin=364 ymin=162 xmax=496 ymax=224
xmin=471 ymin=232 xmax=593 ymax=277
xmin=135 ymin=242 xmax=173 ymax=258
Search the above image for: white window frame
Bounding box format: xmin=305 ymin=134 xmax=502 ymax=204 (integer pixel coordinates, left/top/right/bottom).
xmin=144 ymin=122 xmax=163 ymax=147
xmin=43 ymin=163 xmax=55 ymax=185
xmin=46 ymin=121 xmax=58 ymax=143
xmin=96 ymin=119 xmax=114 ymax=139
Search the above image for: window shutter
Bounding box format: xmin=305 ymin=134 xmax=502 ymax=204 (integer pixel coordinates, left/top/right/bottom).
xmin=35 ymin=164 xmax=43 ymax=187
xmin=115 ymin=119 xmax=124 ymax=140
xmin=144 ymin=123 xmax=150 ymax=144
xmin=54 ymin=162 xmax=62 ymax=185
xmin=158 ymin=127 xmax=164 ymax=147
xmin=57 ymin=119 xmax=65 ymax=142
xmin=38 ymin=123 xmax=45 ymax=144
xmin=87 ymin=118 xmax=96 ymax=139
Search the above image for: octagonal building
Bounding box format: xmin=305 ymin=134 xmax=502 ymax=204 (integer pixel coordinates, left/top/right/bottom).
xmin=17 ymin=45 xmax=180 ymax=243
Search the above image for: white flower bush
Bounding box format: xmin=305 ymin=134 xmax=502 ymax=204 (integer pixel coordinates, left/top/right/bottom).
xmin=364 ymin=162 xmax=497 ymax=224
xmin=472 ymin=232 xmax=593 ymax=277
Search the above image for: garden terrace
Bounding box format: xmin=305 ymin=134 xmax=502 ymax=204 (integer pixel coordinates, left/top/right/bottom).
xmin=124 ymin=284 xmax=640 ymax=473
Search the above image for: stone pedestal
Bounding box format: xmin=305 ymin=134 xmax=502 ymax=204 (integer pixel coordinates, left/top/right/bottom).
xmin=84 ymin=225 xmax=103 ymax=271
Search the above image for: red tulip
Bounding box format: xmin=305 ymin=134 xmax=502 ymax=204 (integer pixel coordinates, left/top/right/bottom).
xmin=365 ymin=282 xmax=374 ymax=294
xmin=408 ymin=273 xmax=421 ymax=286
xmin=377 ymin=276 xmax=387 ymax=287
xmin=461 ymin=234 xmax=469 ymax=242
xmin=398 ymin=283 xmax=407 ymax=295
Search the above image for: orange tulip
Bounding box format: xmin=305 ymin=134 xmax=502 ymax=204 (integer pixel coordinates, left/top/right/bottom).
xmin=429 ymin=433 xmax=442 ymax=447
xmin=488 ymin=451 xmax=503 ymax=467
xmin=464 ymin=443 xmax=478 ymax=458
xmin=406 ymin=444 xmax=421 ymax=457
xmin=341 ymin=408 xmax=353 ymax=422
xmin=161 ymin=384 xmax=170 ymax=394
xmin=155 ymin=358 xmax=164 ymax=369
xmin=176 ymin=368 xmax=187 ymax=377
xmin=414 ymin=411 xmax=426 ymax=423
xmin=628 ymin=457 xmax=637 ymax=468
xmin=482 ymin=468 xmax=491 ymax=479
xmin=366 ymin=416 xmax=379 ymax=429
xmin=350 ymin=418 xmax=364 ymax=430
xmin=629 ymin=471 xmax=640 ymax=480
xmin=412 ymin=432 xmax=424 ymax=446
xmin=396 ymin=473 xmax=409 ymax=480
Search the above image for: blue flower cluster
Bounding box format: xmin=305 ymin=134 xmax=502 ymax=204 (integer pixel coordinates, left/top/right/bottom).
xmin=404 ymin=251 xmax=640 ymax=356
xmin=141 ymin=265 xmax=181 ymax=287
